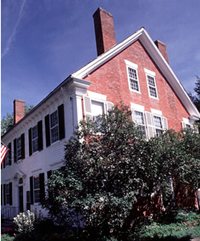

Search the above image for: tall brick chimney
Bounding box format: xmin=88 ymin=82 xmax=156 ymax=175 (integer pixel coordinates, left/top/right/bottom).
xmin=14 ymin=99 xmax=25 ymax=124
xmin=155 ymin=40 xmax=169 ymax=64
xmin=93 ymin=7 xmax=116 ymax=56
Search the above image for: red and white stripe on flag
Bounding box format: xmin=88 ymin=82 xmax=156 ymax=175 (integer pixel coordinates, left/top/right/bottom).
xmin=1 ymin=143 xmax=10 ymax=164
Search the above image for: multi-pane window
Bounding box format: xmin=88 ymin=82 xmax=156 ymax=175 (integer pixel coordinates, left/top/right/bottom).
xmin=33 ymin=176 xmax=40 ymax=203
xmin=50 ymin=110 xmax=59 ymax=143
xmin=154 ymin=116 xmax=163 ymax=137
xmin=17 ymin=137 xmax=22 ymax=160
xmin=32 ymin=125 xmax=38 ymax=153
xmin=125 ymin=60 xmax=140 ymax=93
xmin=147 ymin=75 xmax=157 ymax=98
xmin=128 ymin=67 xmax=139 ymax=91
xmin=134 ymin=111 xmax=146 ymax=137
xmin=5 ymin=184 xmax=10 ymax=205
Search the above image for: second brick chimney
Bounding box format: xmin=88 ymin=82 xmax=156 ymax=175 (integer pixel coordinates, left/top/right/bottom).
xmin=14 ymin=99 xmax=25 ymax=124
xmin=93 ymin=7 xmax=116 ymax=56
xmin=155 ymin=40 xmax=169 ymax=64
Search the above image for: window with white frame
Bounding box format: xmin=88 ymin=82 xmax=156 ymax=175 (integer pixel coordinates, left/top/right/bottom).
xmin=132 ymin=105 xmax=168 ymax=139
xmin=17 ymin=137 xmax=22 ymax=160
xmin=32 ymin=125 xmax=38 ymax=153
xmin=153 ymin=115 xmax=163 ymax=136
xmin=33 ymin=176 xmax=40 ymax=203
xmin=84 ymin=95 xmax=114 ymax=121
xmin=50 ymin=110 xmax=59 ymax=143
xmin=144 ymin=68 xmax=158 ymax=99
xmin=91 ymin=100 xmax=105 ymax=121
xmin=134 ymin=111 xmax=146 ymax=137
xmin=125 ymin=60 xmax=140 ymax=93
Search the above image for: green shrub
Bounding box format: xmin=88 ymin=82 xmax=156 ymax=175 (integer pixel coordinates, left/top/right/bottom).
xmin=139 ymin=210 xmax=200 ymax=240
xmin=1 ymin=234 xmax=15 ymax=241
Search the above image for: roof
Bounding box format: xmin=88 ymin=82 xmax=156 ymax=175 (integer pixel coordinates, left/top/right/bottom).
xmin=72 ymin=27 xmax=200 ymax=120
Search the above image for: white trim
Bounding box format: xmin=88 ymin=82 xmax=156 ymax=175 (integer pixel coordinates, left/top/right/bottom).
xmin=131 ymin=103 xmax=144 ymax=112
xmin=151 ymin=108 xmax=162 ymax=116
xmin=87 ymin=91 xmax=107 ymax=101
xmin=182 ymin=117 xmax=190 ymax=125
xmin=144 ymin=68 xmax=158 ymax=99
xmin=144 ymin=68 xmax=156 ymax=77
xmin=125 ymin=60 xmax=140 ymax=93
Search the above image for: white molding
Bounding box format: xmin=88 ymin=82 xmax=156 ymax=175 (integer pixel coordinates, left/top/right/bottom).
xmin=151 ymin=108 xmax=162 ymax=116
xmin=131 ymin=103 xmax=144 ymax=111
xmin=87 ymin=91 xmax=107 ymax=101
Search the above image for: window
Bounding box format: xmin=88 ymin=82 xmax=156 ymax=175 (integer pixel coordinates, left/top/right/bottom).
xmin=134 ymin=111 xmax=146 ymax=137
xmin=144 ymin=68 xmax=158 ymax=99
xmin=132 ymin=105 xmax=168 ymax=139
xmin=45 ymin=104 xmax=65 ymax=147
xmin=4 ymin=182 xmax=12 ymax=205
xmin=14 ymin=134 xmax=25 ymax=162
xmin=29 ymin=121 xmax=43 ymax=156
xmin=125 ymin=60 xmax=140 ymax=93
xmin=33 ymin=176 xmax=40 ymax=203
xmin=30 ymin=173 xmax=45 ymax=204
xmin=32 ymin=125 xmax=38 ymax=153
xmin=50 ymin=110 xmax=59 ymax=143
xmin=147 ymin=76 xmax=157 ymax=98
xmin=17 ymin=137 xmax=22 ymax=160
xmin=153 ymin=116 xmax=163 ymax=136
xmin=84 ymin=96 xmax=113 ymax=121
xmin=5 ymin=184 xmax=10 ymax=205
xmin=3 ymin=142 xmax=11 ymax=168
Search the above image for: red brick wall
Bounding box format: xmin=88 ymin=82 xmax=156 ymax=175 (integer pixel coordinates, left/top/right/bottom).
xmin=84 ymin=40 xmax=189 ymax=132
xmin=14 ymin=99 xmax=25 ymax=124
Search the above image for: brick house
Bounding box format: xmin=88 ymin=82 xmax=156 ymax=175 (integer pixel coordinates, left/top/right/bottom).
xmin=1 ymin=7 xmax=200 ymax=219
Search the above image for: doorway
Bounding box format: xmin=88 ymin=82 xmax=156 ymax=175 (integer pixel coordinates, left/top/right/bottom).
xmin=19 ymin=185 xmax=23 ymax=213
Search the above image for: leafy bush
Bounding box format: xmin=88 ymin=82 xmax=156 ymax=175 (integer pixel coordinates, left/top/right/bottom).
xmin=13 ymin=210 xmax=35 ymax=233
xmin=139 ymin=210 xmax=200 ymax=240
xmin=1 ymin=234 xmax=14 ymax=241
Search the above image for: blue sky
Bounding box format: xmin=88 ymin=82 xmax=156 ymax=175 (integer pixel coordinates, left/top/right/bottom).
xmin=1 ymin=0 xmax=200 ymax=118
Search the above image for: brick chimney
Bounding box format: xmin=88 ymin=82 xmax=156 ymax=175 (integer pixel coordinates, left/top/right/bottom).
xmin=155 ymin=40 xmax=169 ymax=64
xmin=14 ymin=99 xmax=25 ymax=124
xmin=93 ymin=7 xmax=116 ymax=56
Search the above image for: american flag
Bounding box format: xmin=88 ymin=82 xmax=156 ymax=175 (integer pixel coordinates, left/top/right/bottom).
xmin=1 ymin=142 xmax=10 ymax=164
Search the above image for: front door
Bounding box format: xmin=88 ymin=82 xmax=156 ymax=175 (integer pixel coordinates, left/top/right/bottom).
xmin=19 ymin=186 xmax=23 ymax=212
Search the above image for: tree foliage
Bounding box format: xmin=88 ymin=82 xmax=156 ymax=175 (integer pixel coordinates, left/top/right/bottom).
xmin=43 ymin=103 xmax=200 ymax=240
xmin=1 ymin=104 xmax=34 ymax=136
xmin=189 ymin=76 xmax=200 ymax=112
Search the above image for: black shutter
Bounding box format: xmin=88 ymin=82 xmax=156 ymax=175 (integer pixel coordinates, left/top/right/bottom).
xmin=39 ymin=173 xmax=45 ymax=202
xmin=47 ymin=170 xmax=53 ymax=198
xmin=38 ymin=120 xmax=43 ymax=151
xmin=58 ymin=104 xmax=65 ymax=140
xmin=9 ymin=182 xmax=12 ymax=205
xmin=21 ymin=133 xmax=25 ymax=159
xmin=4 ymin=184 xmax=6 ymax=205
xmin=45 ymin=115 xmax=51 ymax=147
xmin=14 ymin=139 xmax=17 ymax=162
xmin=30 ymin=176 xmax=34 ymax=204
xmin=29 ymin=128 xmax=32 ymax=156
xmin=8 ymin=143 xmax=12 ymax=165
xmin=47 ymin=170 xmax=52 ymax=179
